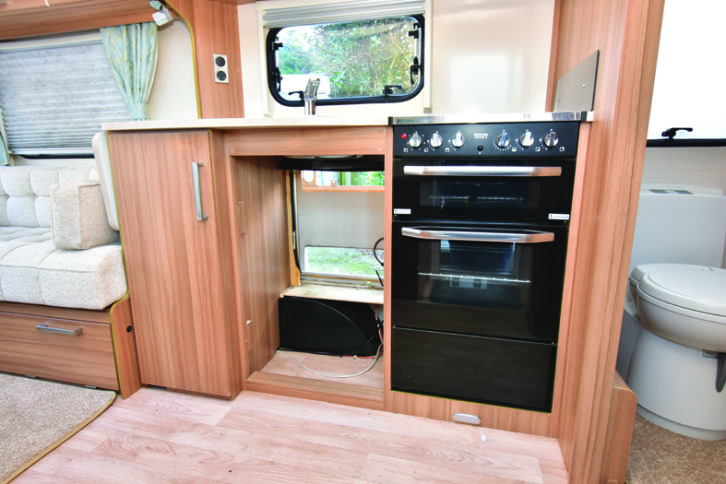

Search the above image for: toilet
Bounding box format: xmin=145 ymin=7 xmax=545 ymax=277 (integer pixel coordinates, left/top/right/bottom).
xmin=618 ymin=188 xmax=726 ymax=441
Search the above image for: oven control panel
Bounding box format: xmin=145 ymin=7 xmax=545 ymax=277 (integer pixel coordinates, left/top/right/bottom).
xmin=393 ymin=121 xmax=580 ymax=157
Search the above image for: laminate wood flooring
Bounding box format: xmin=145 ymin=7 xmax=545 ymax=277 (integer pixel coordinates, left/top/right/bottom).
xmin=261 ymin=350 xmax=384 ymax=389
xmin=14 ymin=388 xmax=567 ymax=483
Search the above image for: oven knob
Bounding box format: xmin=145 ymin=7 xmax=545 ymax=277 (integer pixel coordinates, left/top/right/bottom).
xmin=543 ymin=130 xmax=559 ymax=149
xmin=519 ymin=130 xmax=535 ymax=148
xmin=495 ymin=131 xmax=510 ymax=149
xmin=451 ymin=131 xmax=465 ymax=148
xmin=408 ymin=131 xmax=423 ymax=149
xmin=429 ymin=131 xmax=443 ymax=148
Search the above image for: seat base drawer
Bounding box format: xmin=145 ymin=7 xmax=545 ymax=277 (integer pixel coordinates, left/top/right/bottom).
xmin=0 ymin=312 xmax=118 ymax=391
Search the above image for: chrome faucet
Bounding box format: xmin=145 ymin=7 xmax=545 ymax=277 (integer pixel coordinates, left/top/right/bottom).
xmin=303 ymin=78 xmax=320 ymax=115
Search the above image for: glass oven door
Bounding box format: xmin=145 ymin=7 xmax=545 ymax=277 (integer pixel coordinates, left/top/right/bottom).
xmin=392 ymin=158 xmax=576 ymax=223
xmin=391 ymin=221 xmax=568 ymax=343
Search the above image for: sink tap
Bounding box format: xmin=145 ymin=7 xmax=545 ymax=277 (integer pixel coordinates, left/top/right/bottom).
xmin=303 ymin=78 xmax=320 ymax=115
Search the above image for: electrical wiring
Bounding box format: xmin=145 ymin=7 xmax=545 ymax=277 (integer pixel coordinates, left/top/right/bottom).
xmin=277 ymin=344 xmax=383 ymax=379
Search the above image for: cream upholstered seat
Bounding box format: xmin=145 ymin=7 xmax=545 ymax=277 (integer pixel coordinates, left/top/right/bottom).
xmin=0 ymin=165 xmax=126 ymax=310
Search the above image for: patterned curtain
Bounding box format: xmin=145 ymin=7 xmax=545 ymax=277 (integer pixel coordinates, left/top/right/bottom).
xmin=101 ymin=23 xmax=158 ymax=121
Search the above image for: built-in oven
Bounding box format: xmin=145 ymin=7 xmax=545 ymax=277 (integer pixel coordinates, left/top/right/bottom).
xmin=389 ymin=117 xmax=582 ymax=412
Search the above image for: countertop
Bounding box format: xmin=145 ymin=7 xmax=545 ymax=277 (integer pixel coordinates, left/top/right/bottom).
xmin=102 ymin=116 xmax=390 ymax=131
xmin=103 ymin=112 xmax=593 ymax=131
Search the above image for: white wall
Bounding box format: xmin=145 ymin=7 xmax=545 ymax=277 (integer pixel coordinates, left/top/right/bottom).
xmin=147 ymin=20 xmax=198 ymax=120
xmin=641 ymin=147 xmax=726 ymax=193
xmin=238 ymin=0 xmax=554 ymax=119
xmin=297 ymin=189 xmax=384 ymax=250
xmin=647 ymin=0 xmax=726 ymax=140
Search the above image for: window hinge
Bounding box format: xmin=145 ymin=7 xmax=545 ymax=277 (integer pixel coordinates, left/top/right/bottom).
xmin=408 ymin=23 xmax=421 ymax=40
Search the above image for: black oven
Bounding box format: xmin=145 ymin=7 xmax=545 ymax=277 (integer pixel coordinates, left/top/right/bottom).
xmin=390 ymin=118 xmax=581 ymax=412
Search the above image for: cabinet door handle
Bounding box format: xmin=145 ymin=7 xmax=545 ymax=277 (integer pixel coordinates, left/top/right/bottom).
xmin=36 ymin=322 xmax=83 ymax=336
xmin=192 ymin=162 xmax=208 ymax=221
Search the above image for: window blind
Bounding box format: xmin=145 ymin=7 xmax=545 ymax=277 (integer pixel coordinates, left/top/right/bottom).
xmin=0 ymin=37 xmax=130 ymax=155
xmin=261 ymin=0 xmax=425 ymax=28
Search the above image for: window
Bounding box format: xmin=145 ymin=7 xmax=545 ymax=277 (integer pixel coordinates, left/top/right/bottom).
xmin=0 ymin=32 xmax=130 ymax=156
xmin=301 ymin=170 xmax=384 ymax=191
xmin=293 ymin=169 xmax=384 ymax=285
xmin=263 ymin=0 xmax=424 ymax=106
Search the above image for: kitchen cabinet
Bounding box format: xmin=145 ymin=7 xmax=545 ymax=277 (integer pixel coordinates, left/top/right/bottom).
xmin=107 ymin=130 xmax=241 ymax=398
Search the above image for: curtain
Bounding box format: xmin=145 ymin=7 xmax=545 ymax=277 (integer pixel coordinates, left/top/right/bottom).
xmin=101 ymin=23 xmax=158 ymax=121
xmin=0 ymin=128 xmax=9 ymax=166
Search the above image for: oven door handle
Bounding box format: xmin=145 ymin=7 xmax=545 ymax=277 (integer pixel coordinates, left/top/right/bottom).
xmin=402 ymin=166 xmax=562 ymax=177
xmin=401 ymin=227 xmax=555 ymax=243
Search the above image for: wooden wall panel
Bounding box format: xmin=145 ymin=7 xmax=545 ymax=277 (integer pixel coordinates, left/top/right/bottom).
xmin=600 ymin=373 xmax=637 ymax=484
xmin=167 ymin=0 xmax=245 ymax=118
xmin=234 ymin=155 xmax=291 ymax=374
xmin=0 ymin=0 xmax=151 ymax=39
xmin=109 ymin=295 xmax=142 ymax=398
xmin=547 ymin=0 xmax=664 ymax=482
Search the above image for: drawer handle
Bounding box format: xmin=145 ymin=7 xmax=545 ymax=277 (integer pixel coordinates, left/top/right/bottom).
xmin=35 ymin=322 xmax=83 ymax=336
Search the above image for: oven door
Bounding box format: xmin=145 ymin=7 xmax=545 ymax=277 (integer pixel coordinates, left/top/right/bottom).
xmin=392 ymin=158 xmax=575 ymax=223
xmin=391 ymin=221 xmax=568 ymax=343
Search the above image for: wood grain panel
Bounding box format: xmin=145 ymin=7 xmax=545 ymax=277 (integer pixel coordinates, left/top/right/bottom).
xmin=235 ymin=156 xmax=290 ymax=374
xmin=600 ymin=372 xmax=637 ymax=484
xmin=223 ymin=126 xmax=390 ymax=157
xmin=0 ymin=301 xmax=111 ymax=324
xmin=166 ymin=0 xmax=245 ymax=118
xmin=383 ymin=127 xmax=394 ymax=410
xmin=389 ymin=391 xmax=552 ymax=437
xmin=547 ymin=0 xmax=665 ymax=482
xmin=108 ymin=130 xmax=240 ymax=398
xmin=246 ymin=371 xmax=384 ymax=410
xmin=0 ymin=0 xmax=151 ymax=40
xmin=109 ymin=296 xmax=141 ymax=398
xmin=0 ymin=312 xmax=118 ymax=390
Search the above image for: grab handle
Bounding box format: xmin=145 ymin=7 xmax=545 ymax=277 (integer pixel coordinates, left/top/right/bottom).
xmin=402 ymin=227 xmax=554 ymax=244
xmin=192 ymin=162 xmax=208 ymax=221
xmin=403 ymin=165 xmax=562 ymax=177
xmin=36 ymin=322 xmax=83 ymax=336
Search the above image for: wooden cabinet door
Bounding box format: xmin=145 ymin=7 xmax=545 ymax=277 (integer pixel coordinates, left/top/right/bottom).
xmin=108 ymin=130 xmax=239 ymax=398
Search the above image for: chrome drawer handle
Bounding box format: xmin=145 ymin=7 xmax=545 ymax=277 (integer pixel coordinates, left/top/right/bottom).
xmin=192 ymin=161 xmax=208 ymax=221
xmin=403 ymin=165 xmax=562 ymax=177
xmin=35 ymin=322 xmax=83 ymax=336
xmin=402 ymin=227 xmax=555 ymax=244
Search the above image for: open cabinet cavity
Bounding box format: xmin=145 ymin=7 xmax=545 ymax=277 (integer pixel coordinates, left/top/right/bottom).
xmin=235 ymin=153 xmax=387 ymax=410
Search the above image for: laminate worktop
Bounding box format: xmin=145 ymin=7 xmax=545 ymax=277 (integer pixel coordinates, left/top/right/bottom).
xmin=102 ymin=111 xmax=592 ymax=132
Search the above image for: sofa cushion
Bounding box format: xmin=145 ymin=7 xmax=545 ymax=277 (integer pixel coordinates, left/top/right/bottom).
xmin=51 ymin=181 xmax=119 ymax=250
xmin=0 ymin=165 xmax=98 ymax=228
xmin=0 ymin=226 xmax=126 ymax=310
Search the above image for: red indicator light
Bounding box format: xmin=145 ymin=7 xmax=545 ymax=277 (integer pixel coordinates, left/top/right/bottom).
xmin=401 ymin=133 xmax=407 ymax=139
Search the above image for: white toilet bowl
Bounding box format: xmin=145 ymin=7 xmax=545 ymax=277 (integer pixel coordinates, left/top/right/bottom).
xmin=627 ymin=263 xmax=726 ymax=440
xmin=632 ymin=264 xmax=726 ymax=352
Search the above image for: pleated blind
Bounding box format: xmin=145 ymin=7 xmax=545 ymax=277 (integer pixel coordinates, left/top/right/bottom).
xmin=261 ymin=0 xmax=426 ymax=28
xmin=0 ymin=37 xmax=130 ymax=155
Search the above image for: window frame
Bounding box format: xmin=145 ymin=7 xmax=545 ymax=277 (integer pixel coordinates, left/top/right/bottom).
xmin=265 ymin=14 xmax=425 ymax=107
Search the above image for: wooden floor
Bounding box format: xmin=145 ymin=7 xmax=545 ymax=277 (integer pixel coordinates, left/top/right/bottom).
xmin=15 ymin=388 xmax=568 ymax=483
xmin=261 ymin=350 xmax=384 ymax=389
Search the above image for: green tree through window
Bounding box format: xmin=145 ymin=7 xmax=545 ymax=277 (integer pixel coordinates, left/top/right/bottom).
xmin=270 ymin=16 xmax=422 ymax=104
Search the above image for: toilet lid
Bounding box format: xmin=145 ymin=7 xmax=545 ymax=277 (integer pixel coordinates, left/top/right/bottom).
xmin=639 ymin=266 xmax=726 ymax=317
